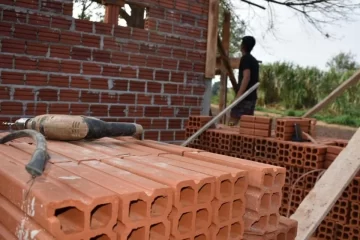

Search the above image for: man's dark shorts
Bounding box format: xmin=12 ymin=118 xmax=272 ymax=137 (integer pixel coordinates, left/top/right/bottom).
xmin=230 ymin=99 xmax=257 ymax=119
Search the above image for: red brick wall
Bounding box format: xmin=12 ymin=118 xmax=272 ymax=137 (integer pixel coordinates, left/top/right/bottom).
xmin=0 ymin=0 xmax=209 ymax=142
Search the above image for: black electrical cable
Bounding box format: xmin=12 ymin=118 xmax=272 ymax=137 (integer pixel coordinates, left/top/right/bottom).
xmin=0 ymin=130 xmax=49 ymax=177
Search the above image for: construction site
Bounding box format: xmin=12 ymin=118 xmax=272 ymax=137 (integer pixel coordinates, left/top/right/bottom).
xmin=0 ymin=0 xmax=359 ymax=239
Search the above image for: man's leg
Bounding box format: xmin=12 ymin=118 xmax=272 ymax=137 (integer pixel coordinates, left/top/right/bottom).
xmin=229 ymin=100 xmax=257 ymax=126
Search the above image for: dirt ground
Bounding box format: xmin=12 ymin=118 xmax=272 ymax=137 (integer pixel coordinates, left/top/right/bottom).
xmin=211 ymin=104 xmax=357 ymax=140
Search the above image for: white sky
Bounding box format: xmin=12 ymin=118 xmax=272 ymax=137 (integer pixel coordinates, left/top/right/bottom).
xmin=232 ymin=0 xmax=360 ymax=70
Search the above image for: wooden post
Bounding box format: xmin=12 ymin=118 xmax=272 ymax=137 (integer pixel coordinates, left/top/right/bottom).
xmin=302 ymin=69 xmax=360 ymax=118
xmin=217 ymin=35 xmax=238 ymax=93
xmin=291 ymin=127 xmax=360 ymax=239
xmin=102 ymin=0 xmax=125 ymax=25
xmin=219 ymin=11 xmax=231 ymax=123
xmin=205 ymin=0 xmax=219 ymax=78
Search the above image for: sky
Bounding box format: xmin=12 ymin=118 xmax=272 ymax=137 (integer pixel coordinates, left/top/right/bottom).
xmin=232 ymin=0 xmax=360 ymax=70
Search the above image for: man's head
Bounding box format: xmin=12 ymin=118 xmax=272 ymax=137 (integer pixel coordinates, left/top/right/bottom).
xmin=241 ymin=36 xmax=256 ymax=53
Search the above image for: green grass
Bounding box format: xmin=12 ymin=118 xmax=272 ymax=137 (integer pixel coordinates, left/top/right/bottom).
xmin=255 ymin=106 xmax=360 ymax=127
xmin=212 ymin=94 xmax=360 ymax=128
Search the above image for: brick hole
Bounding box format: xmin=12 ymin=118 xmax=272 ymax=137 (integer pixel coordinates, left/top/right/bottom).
xmin=220 ymin=180 xmax=232 ymax=199
xmin=277 ymin=233 xmax=286 ymax=240
xmin=149 ymin=223 xmax=166 ymax=240
xmin=251 ymin=216 xmax=267 ymax=230
xmin=230 ymin=222 xmax=242 ymax=239
xmin=129 ymin=199 xmax=147 ymax=221
xmin=271 ymin=192 xmax=281 ymax=209
xmin=180 ymin=186 xmax=195 ymax=207
xmin=195 ymin=208 xmax=209 ymax=230
xmin=90 ymin=234 xmax=111 ymax=240
xmin=150 ymin=196 xmax=168 ymax=217
xmin=261 ymin=193 xmax=271 ymax=211
xmin=90 ymin=203 xmax=112 ymax=229
xmin=178 ymin=212 xmax=193 ymax=233
xmin=216 ymin=226 xmax=229 ymax=240
xmin=194 ymin=234 xmax=207 ymax=240
xmin=268 ymin=214 xmax=278 ymax=228
xmin=263 ymin=173 xmax=274 ymax=188
xmin=218 ymin=202 xmax=231 ymax=223
xmin=197 ymin=183 xmax=212 ymax=204
xmin=54 ymin=206 xmax=84 ymax=234
xmin=128 ymin=227 xmax=146 ymax=240
xmin=232 ymin=199 xmax=244 ymax=219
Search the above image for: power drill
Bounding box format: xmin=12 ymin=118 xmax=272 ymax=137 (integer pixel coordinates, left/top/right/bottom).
xmin=3 ymin=114 xmax=143 ymax=141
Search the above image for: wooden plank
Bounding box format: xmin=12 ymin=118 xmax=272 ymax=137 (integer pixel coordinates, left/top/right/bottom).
xmin=217 ymin=35 xmax=238 ymax=93
xmin=205 ymin=0 xmax=219 ymax=78
xmin=290 ymin=127 xmax=360 ymax=239
xmin=216 ymin=57 xmax=240 ymax=71
xmin=219 ymin=11 xmax=231 ymax=123
xmin=303 ymin=69 xmax=360 ymax=117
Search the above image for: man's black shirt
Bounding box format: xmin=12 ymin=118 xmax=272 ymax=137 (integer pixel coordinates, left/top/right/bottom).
xmin=238 ymin=53 xmax=259 ymax=101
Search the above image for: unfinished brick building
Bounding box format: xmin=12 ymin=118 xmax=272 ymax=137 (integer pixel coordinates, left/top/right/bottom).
xmin=0 ymin=0 xmax=211 ymax=142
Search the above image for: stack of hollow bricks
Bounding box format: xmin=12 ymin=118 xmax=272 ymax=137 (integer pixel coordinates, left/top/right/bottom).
xmin=185 ymin=116 xmax=298 ymax=240
xmin=0 ymin=131 xmax=298 ymax=240
xmin=186 ymin=115 xmax=360 ymax=239
xmin=0 ymin=0 xmax=209 ymax=143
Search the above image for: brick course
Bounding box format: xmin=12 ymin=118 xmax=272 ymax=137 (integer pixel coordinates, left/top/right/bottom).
xmin=0 ymin=0 xmax=209 ymax=141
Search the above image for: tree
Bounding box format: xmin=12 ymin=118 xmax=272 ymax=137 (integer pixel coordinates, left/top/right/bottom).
xmin=212 ymin=81 xmax=221 ymax=95
xmin=219 ymin=0 xmax=246 ymax=57
xmin=74 ymin=0 xmax=104 ymax=21
xmin=326 ymin=52 xmax=359 ymax=73
xmin=230 ymin=0 xmax=360 ymax=38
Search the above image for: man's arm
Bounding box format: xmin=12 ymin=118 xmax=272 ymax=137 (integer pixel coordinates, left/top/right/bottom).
xmin=236 ymin=69 xmax=251 ymax=99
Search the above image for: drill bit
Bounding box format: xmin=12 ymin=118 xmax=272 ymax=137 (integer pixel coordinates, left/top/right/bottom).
xmin=2 ymin=122 xmax=14 ymax=126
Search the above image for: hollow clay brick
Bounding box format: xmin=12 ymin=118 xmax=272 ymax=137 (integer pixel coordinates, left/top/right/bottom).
xmin=73 ymin=140 xmax=133 ymax=157
xmin=254 ymin=123 xmax=271 ymax=130
xmin=240 ymin=122 xmax=255 ymax=129
xmin=55 ymin=161 xmax=172 ymax=227
xmin=0 ymin=145 xmax=119 ymax=239
xmin=279 ymin=216 xmax=298 ymax=239
xmin=138 ymin=154 xmax=248 ymax=201
xmin=240 ymin=128 xmax=255 ymax=135
xmin=114 ymin=220 xmax=171 ymax=240
xmin=101 ymin=157 xmax=201 ymax=211
xmin=244 ymin=211 xmax=268 ymax=235
xmin=255 ymin=116 xmax=272 ymax=124
xmin=267 ymin=213 xmax=280 ymax=233
xmin=325 ymin=153 xmax=338 ymax=161
xmin=0 ymin=222 xmax=16 ymax=240
xmin=0 ymin=194 xmax=55 ymax=240
xmin=0 ymin=154 xmax=94 ymax=239
xmin=133 ymin=139 xmax=203 ymax=156
xmin=245 ymin=187 xmax=271 ymax=213
xmin=241 ymin=115 xmax=255 ymax=122
xmin=121 ymin=155 xmax=216 ymax=205
xmin=184 ymin=152 xmax=286 ymax=191
xmin=6 ymin=143 xmax=72 ymax=164
xmin=169 ymin=203 xmax=212 ymax=239
xmin=46 ymin=140 xmax=110 ymax=161
xmin=254 ymin=129 xmax=271 ymax=137
xmin=270 ymin=192 xmax=282 ymax=213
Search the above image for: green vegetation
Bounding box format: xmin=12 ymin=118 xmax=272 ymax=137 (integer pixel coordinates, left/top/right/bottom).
xmin=212 ymin=52 xmax=360 ymax=127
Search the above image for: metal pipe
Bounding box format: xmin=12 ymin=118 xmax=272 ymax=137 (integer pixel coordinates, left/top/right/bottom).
xmin=181 ymin=82 xmax=260 ymax=147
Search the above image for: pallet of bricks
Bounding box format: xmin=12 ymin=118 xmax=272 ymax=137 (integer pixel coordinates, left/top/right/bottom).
xmin=186 ymin=115 xmax=360 ymax=240
xmin=0 ymin=131 xmax=297 ymax=240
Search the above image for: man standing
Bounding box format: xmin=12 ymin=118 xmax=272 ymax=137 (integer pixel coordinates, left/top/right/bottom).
xmin=229 ymin=36 xmax=259 ymax=125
